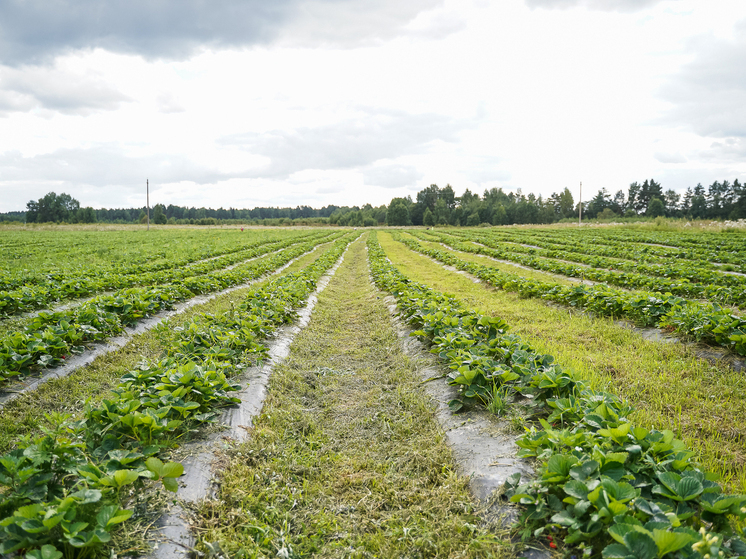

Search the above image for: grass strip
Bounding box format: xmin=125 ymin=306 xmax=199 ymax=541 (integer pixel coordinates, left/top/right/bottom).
xmin=378 ymin=231 xmax=746 ymax=492
xmin=193 ymin=235 xmax=513 ymax=558
xmin=370 ymin=232 xmax=746 ymax=559
xmin=428 ymin=229 xmax=746 ymax=307
xmin=391 ymin=232 xmax=746 ymax=356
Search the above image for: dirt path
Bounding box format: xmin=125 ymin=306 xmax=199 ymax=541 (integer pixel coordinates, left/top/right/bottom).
xmin=191 ymin=236 xmax=515 ymax=558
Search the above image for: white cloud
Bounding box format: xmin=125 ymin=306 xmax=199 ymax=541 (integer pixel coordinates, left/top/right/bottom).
xmin=0 ymin=63 xmax=130 ymax=115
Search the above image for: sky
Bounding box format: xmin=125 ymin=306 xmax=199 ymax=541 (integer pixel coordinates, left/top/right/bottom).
xmin=1 ymin=0 xmax=745 ymax=212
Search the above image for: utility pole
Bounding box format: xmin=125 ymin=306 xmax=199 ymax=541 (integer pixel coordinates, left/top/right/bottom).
xmin=147 ymin=179 xmax=150 ymax=231
xmin=578 ymin=181 xmax=582 ymax=226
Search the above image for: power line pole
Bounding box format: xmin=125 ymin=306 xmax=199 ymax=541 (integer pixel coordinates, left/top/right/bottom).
xmin=578 ymin=181 xmax=582 ymax=226
xmin=147 ymin=179 xmax=150 ymax=231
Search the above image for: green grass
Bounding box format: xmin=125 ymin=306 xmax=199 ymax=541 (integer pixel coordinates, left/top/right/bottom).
xmin=401 ymin=231 xmax=581 ymax=287
xmin=378 ymin=231 xmax=746 ymax=494
xmin=193 ymin=235 xmax=515 ymax=558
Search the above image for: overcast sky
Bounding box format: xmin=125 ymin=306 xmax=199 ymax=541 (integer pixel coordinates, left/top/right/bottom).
xmin=1 ymin=0 xmax=745 ymax=212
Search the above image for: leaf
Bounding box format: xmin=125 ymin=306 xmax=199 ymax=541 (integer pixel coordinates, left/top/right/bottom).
xmin=676 ymin=477 xmax=703 ymax=501
xmin=161 ymin=462 xmax=184 ymax=478
xmin=145 ymin=457 xmax=164 ymax=477
xmin=447 ymin=399 xmax=464 ymax=412
xmin=25 ymin=545 xmax=63 ymax=559
xmin=564 ymin=480 xmax=590 ymax=500
xmin=651 ymin=529 xmax=694 ymax=557
xmin=162 ymin=476 xmax=179 ymax=492
xmin=623 ymin=531 xmax=658 ymax=559
xmin=570 ymin=460 xmax=599 ymax=481
xmin=603 ymin=543 xmax=634 ymax=559
xmin=113 ymin=469 xmax=140 ymax=487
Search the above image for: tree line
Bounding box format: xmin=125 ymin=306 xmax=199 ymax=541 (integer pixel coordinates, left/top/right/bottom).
xmin=5 ymin=178 xmax=746 ymax=226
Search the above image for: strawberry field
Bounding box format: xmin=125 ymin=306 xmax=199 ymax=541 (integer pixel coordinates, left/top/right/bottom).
xmin=1 ymin=225 xmax=746 ymax=559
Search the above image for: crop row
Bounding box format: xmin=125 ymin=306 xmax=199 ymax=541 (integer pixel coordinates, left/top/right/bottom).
xmin=392 ymin=233 xmax=746 ymax=356
xmin=367 ymin=232 xmax=746 ymax=559
xmin=442 ymin=229 xmax=746 ymax=285
xmin=0 ymin=234 xmax=354 ymax=557
xmin=0 ymin=229 xmax=320 ymax=291
xmin=0 ymin=232 xmax=346 ymax=383
xmin=413 ymin=229 xmax=746 ymax=309
xmin=0 ymin=230 xmax=334 ymax=315
xmin=470 ymin=227 xmax=746 ymax=269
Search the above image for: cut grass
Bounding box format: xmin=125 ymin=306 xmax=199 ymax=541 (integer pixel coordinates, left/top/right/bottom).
xmin=193 ymin=235 xmax=514 ymax=558
xmin=400 ymin=231 xmax=581 ymax=287
xmin=378 ymin=231 xmax=746 ymax=494
xmin=0 ymin=244 xmax=329 ymax=455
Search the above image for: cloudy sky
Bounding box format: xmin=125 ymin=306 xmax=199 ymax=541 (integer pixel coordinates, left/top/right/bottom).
xmin=1 ymin=0 xmax=745 ymax=212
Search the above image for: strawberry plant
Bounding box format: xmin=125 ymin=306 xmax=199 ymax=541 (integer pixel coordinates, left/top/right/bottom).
xmin=368 ymin=232 xmax=746 ymax=559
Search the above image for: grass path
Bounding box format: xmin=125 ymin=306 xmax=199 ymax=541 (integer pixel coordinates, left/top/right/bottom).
xmin=193 ymin=235 xmax=513 ymax=558
xmin=377 ymin=231 xmax=746 ymax=493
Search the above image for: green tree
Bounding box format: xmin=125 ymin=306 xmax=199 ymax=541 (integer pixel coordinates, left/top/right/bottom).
xmin=646 ymin=197 xmax=665 ymax=217
xmin=492 ymin=204 xmax=508 ymax=225
xmin=77 ymin=207 xmax=97 ymax=223
xmin=423 ymin=207 xmax=435 ymax=226
xmin=153 ymin=204 xmax=167 ymax=224
xmin=386 ymin=198 xmax=411 ymax=226
xmin=25 ymin=192 xmax=80 ymax=223
xmin=466 ymin=211 xmax=480 ymax=226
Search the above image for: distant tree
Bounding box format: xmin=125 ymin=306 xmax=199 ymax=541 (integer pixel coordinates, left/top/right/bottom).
xmin=25 ymin=192 xmax=80 ymax=223
xmin=77 ymin=207 xmax=97 ymax=223
xmin=492 ymin=204 xmax=508 ymax=225
xmin=627 ymin=182 xmax=641 ymax=214
xmin=153 ymin=204 xmax=167 ymax=224
xmin=433 ymin=199 xmax=449 ymax=225
xmin=450 ymin=206 xmax=464 ymax=226
xmin=558 ymin=187 xmax=575 ymax=218
xmin=664 ymin=190 xmax=681 ymax=217
xmin=597 ymin=208 xmax=618 ymax=220
xmin=466 ymin=211 xmax=480 ymax=227
xmin=386 ymin=198 xmax=411 ymax=226
xmin=423 ymin=207 xmax=435 ymax=226
xmin=647 ymin=197 xmax=665 ymax=217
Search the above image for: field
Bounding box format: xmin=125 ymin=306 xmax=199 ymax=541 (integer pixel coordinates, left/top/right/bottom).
xmin=1 ymin=224 xmax=746 ymax=559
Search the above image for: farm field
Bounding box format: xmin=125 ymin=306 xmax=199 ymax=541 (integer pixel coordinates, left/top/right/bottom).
xmin=2 ymin=224 xmax=746 ymax=559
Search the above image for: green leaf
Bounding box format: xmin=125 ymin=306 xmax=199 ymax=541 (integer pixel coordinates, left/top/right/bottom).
xmin=113 ymin=469 xmax=140 ymax=487
xmin=447 ymin=399 xmax=463 ymax=412
xmin=603 ymin=543 xmax=634 ymax=559
xmin=676 ymin=477 xmax=703 ymax=501
xmin=623 ymin=531 xmax=658 ymax=559
xmin=25 ymin=545 xmax=63 ymax=559
xmin=161 ymin=462 xmax=184 ymax=479
xmin=651 ymin=529 xmax=694 ymax=557
xmin=564 ymin=480 xmax=590 ymax=500
xmin=162 ymin=476 xmax=179 ymax=492
xmin=570 ymin=460 xmax=599 ymax=481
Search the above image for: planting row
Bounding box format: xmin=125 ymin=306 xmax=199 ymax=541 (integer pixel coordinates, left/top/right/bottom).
xmin=392 ymin=233 xmax=746 ymax=356
xmin=0 ymin=234 xmax=354 ymax=558
xmin=0 ymin=229 xmax=318 ymax=291
xmin=417 ymin=230 xmax=746 ymax=309
xmin=0 ymin=230 xmax=333 ymax=316
xmin=0 ymin=232 xmax=345 ymax=383
xmin=443 ymin=229 xmax=746 ymax=286
xmin=367 ymin=232 xmax=746 ymax=559
xmin=499 ymin=227 xmax=746 ymax=267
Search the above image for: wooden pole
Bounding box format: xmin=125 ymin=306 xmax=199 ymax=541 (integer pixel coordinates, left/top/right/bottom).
xmin=579 ymin=181 xmax=582 ymax=226
xmin=147 ymin=179 xmax=150 ymax=231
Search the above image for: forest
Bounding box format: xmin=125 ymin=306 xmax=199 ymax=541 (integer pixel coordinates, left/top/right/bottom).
xmin=3 ymin=178 xmax=746 ymax=226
